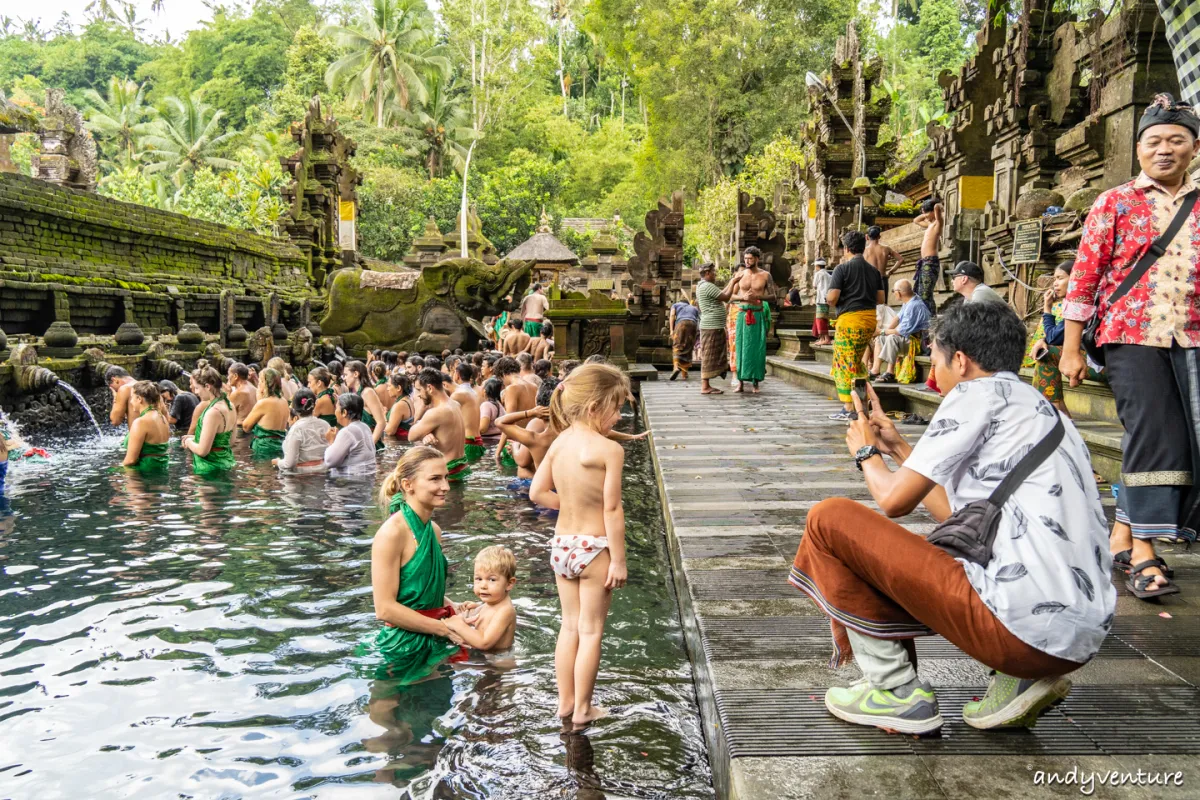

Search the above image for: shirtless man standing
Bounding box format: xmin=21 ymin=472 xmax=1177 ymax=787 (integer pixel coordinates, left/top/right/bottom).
xmin=107 ymin=366 xmax=137 ymax=426
xmin=864 ymin=225 xmax=903 ymax=279
xmin=728 ymin=246 xmax=776 ymax=393
xmin=451 ymin=362 xmax=484 ymax=461
xmin=226 ymin=363 xmax=257 ymax=424
xmin=912 ymin=197 xmax=944 ymax=314
xmin=501 ymin=318 xmax=531 ymax=355
xmin=529 ymin=321 xmax=554 ymax=361
xmin=408 ymin=368 xmax=469 ymax=482
xmin=493 ymin=356 xmax=537 ymax=469
xmin=519 ymin=284 xmax=551 ymax=338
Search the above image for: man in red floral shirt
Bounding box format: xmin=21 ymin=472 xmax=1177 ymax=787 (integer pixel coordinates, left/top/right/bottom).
xmin=1061 ymin=94 xmax=1200 ymax=600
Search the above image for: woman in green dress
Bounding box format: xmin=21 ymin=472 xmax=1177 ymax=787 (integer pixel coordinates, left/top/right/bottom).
xmin=345 ymin=360 xmax=388 ymax=451
xmin=308 ymin=366 xmax=339 ymax=428
xmin=121 ymin=381 xmax=171 ymax=472
xmin=364 ymin=445 xmax=468 ymax=684
xmin=182 ymin=366 xmax=237 ymax=475
xmin=241 ymin=368 xmax=290 ymax=458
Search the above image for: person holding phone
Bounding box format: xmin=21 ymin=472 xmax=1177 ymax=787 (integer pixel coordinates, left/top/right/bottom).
xmin=1026 ymin=263 xmax=1100 ymax=417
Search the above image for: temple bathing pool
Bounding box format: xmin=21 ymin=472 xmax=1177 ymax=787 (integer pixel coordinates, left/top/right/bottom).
xmin=0 ymin=413 xmax=712 ymax=797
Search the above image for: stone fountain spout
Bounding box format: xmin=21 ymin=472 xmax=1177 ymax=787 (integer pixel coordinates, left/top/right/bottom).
xmin=82 ymin=347 xmax=116 ymax=386
xmin=9 ymin=344 xmax=60 ymax=393
xmin=143 ymin=342 xmax=187 ymax=381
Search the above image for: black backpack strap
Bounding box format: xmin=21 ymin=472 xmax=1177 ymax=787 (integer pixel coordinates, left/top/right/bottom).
xmin=990 ymin=416 xmax=1066 ymax=507
xmin=1107 ymin=188 xmax=1199 ymax=306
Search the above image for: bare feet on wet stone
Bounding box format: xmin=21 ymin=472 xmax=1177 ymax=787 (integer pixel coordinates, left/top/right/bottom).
xmin=572 ymin=705 xmax=608 ymax=729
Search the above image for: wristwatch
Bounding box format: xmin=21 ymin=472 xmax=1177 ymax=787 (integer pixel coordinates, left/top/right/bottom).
xmin=855 ymin=445 xmax=882 ymax=471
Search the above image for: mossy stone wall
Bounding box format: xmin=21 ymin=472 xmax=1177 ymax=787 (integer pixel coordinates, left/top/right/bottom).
xmin=0 ymin=172 xmax=316 ymax=336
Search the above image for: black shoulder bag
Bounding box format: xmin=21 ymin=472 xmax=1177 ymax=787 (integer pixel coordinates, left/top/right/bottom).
xmin=1081 ymin=189 xmax=1199 ymax=366
xmin=927 ymin=416 xmax=1065 ymax=566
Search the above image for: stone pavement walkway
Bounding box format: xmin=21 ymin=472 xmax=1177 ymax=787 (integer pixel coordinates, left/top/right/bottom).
xmin=641 ymin=377 xmax=1200 ymax=800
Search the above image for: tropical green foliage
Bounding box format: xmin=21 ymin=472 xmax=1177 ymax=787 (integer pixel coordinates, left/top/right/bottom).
xmin=0 ymin=0 xmax=1015 ymax=260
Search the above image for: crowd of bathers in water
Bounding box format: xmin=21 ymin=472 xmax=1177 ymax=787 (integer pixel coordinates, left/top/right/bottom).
xmin=0 ymin=344 xmax=644 ymax=729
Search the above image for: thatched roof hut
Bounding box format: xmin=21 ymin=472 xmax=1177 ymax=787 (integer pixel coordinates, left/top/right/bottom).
xmin=506 ymin=211 xmax=579 ymax=269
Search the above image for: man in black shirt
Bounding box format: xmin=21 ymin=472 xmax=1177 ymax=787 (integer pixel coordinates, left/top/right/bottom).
xmin=827 ymin=231 xmax=886 ymax=421
xmin=159 ymin=380 xmax=200 ymax=434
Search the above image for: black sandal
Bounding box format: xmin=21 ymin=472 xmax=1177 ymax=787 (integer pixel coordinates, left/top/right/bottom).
xmin=1126 ymin=559 xmax=1180 ymax=600
xmin=1111 ymin=549 xmax=1132 ymax=572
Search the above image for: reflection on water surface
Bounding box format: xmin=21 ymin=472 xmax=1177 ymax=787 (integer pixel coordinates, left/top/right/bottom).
xmin=0 ymin=414 xmax=712 ymax=798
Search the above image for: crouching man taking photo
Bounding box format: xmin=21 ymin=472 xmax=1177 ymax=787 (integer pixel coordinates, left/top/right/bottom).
xmin=790 ymin=302 xmax=1116 ymax=735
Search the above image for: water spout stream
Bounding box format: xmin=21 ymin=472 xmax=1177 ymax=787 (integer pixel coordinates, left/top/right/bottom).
xmin=56 ymin=380 xmax=102 ymax=438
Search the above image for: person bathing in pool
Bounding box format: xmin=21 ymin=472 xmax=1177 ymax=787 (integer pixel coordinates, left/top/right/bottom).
xmin=241 ymin=368 xmax=290 ymax=459
xmin=307 ymin=367 xmax=338 ymax=427
xmin=121 ymin=381 xmax=171 ymax=472
xmin=344 ymin=360 xmax=388 ymax=450
xmin=451 ymin=363 xmax=485 ymax=462
xmin=408 ymin=369 xmax=469 ymax=483
xmin=529 ymin=363 xmax=632 ymax=728
xmin=385 ymin=373 xmax=416 ymax=441
xmin=182 ymin=366 xmax=237 ymax=475
xmin=496 ymin=378 xmax=562 ymax=483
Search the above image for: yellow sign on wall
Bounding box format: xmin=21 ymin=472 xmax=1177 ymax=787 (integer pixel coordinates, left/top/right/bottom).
xmin=338 ymin=200 xmax=356 ymax=251
xmin=807 ymin=198 xmax=818 ymax=219
xmin=959 ymin=176 xmax=994 ymax=210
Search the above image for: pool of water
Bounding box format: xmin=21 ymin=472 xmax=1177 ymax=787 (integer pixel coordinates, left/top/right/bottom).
xmin=0 ymin=414 xmax=713 ymax=798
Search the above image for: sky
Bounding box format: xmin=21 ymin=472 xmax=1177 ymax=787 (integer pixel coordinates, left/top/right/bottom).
xmin=20 ymin=0 xmax=216 ymax=40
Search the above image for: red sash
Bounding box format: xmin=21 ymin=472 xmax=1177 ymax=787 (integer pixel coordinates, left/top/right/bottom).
xmin=415 ymin=605 xmax=469 ymax=662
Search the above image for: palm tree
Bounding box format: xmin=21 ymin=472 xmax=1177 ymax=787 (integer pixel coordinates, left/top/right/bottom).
xmin=82 ymin=77 xmax=154 ymax=169
xmin=398 ymin=80 xmax=477 ymax=179
xmin=322 ymin=0 xmax=449 ymax=127
xmin=140 ymin=93 xmax=239 ymax=183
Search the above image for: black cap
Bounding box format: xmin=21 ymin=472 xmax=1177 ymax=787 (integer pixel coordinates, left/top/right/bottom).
xmin=1139 ymin=93 xmax=1200 ymax=139
xmin=949 ymin=260 xmax=984 ymax=281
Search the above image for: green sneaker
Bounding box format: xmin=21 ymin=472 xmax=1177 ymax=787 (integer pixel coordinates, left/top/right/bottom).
xmin=824 ymin=678 xmax=944 ymax=735
xmin=962 ymin=673 xmax=1072 ymax=730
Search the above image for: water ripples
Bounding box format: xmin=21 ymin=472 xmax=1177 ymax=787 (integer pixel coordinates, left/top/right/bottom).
xmin=0 ymin=417 xmax=712 ymax=797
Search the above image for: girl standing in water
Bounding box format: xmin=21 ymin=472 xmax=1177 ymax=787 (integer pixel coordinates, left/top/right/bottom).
xmin=370 ymin=361 xmax=393 ymax=409
xmin=121 ymin=381 xmax=171 ymax=472
xmin=182 ymin=366 xmax=237 ymax=475
xmin=366 ymin=445 xmax=467 ymax=683
xmin=308 ymin=367 xmax=338 ymax=427
xmin=242 ymin=368 xmax=290 ymax=458
xmin=345 ymin=361 xmax=388 ymax=450
xmin=478 ymin=377 xmax=505 ymax=446
xmin=529 ymin=363 xmax=630 ymax=727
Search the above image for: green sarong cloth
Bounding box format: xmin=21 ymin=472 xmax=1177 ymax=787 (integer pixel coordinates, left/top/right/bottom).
xmin=357 ymin=387 xmax=386 ymax=451
xmin=494 ymin=312 xmax=508 ymax=340
xmin=735 ymin=302 xmax=771 ymax=383
xmin=250 ymin=423 xmax=286 ymax=458
xmin=524 ymin=319 xmax=543 ymax=337
xmin=364 ymin=502 xmax=462 ymax=684
xmin=317 ymin=389 xmax=338 ymax=427
xmin=499 ymin=443 xmax=517 ymax=469
xmin=121 ymin=408 xmax=169 ymax=472
xmin=192 ymin=395 xmax=236 ymax=476
xmin=464 ymin=439 xmax=485 ymax=462
xmin=446 ymin=456 xmax=471 ymax=483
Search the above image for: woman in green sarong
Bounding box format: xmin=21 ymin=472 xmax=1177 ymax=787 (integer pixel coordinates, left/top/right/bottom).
xmin=308 ymin=366 xmax=339 ymax=427
xmin=360 ymin=445 xmax=468 ymax=684
xmin=241 ymin=368 xmax=290 ymax=458
xmin=345 ymin=360 xmax=388 ymax=451
xmin=121 ymin=381 xmax=171 ymax=472
xmin=182 ymin=366 xmax=237 ymax=475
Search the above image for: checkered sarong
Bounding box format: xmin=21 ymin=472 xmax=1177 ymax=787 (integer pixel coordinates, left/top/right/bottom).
xmin=1160 ymin=1 xmax=1200 ymax=106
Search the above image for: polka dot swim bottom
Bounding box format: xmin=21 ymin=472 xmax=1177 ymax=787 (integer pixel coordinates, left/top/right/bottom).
xmin=550 ymin=534 xmax=609 ymax=579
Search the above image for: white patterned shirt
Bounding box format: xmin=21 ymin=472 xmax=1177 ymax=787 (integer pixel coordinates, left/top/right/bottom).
xmin=904 ymin=372 xmax=1116 ymax=664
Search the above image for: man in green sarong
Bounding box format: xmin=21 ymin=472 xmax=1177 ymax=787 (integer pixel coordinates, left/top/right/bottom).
xmin=729 ymin=246 xmax=776 ymax=394
xmin=519 ymin=283 xmax=550 ymax=337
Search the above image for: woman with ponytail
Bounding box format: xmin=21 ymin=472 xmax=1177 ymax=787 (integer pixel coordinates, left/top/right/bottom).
xmin=241 ymin=368 xmax=289 ymax=458
xmin=362 ymin=446 xmax=468 ymax=684
xmin=369 ymin=361 xmax=393 ymax=408
xmin=121 ymin=381 xmax=171 ymax=472
xmin=275 ymin=388 xmax=329 ymax=473
xmin=181 ymin=366 xmax=237 ymax=475
xmin=385 ymin=373 xmax=415 ymax=440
